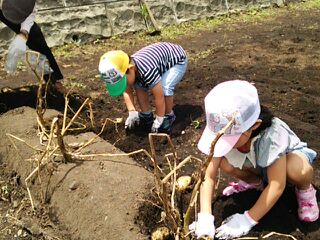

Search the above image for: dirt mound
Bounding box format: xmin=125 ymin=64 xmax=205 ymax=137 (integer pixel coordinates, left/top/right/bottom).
xmin=0 ymin=107 xmax=153 ymax=240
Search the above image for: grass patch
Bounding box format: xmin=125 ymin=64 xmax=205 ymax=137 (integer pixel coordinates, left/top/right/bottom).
xmin=288 ymin=0 xmax=320 ymax=10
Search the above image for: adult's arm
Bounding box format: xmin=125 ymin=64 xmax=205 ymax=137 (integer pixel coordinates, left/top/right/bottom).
xmin=20 ymin=5 xmax=36 ymax=35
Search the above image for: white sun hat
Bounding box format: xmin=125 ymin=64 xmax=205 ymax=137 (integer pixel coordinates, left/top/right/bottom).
xmin=198 ymin=80 xmax=261 ymax=157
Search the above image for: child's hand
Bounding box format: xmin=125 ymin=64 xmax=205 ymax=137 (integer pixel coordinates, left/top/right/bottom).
xmin=151 ymin=115 xmax=164 ymax=133
xmin=125 ymin=111 xmax=140 ymax=129
xmin=215 ymin=211 xmax=257 ymax=239
xmin=189 ymin=213 xmax=215 ymax=239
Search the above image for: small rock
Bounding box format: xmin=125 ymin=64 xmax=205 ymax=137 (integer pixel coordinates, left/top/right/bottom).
xmin=17 ymin=229 xmax=23 ymax=236
xmin=13 ymin=200 xmax=19 ymax=208
xmin=69 ymin=181 xmax=78 ymax=191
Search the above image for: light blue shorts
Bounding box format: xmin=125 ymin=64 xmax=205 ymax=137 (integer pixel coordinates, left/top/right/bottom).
xmin=161 ymin=58 xmax=188 ymax=96
xmin=261 ymin=147 xmax=317 ymax=184
xmin=292 ymin=147 xmax=317 ymax=164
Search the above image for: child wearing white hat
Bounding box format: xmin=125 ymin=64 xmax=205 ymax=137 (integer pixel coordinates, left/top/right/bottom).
xmin=98 ymin=42 xmax=188 ymax=133
xmin=190 ymin=80 xmax=319 ymax=239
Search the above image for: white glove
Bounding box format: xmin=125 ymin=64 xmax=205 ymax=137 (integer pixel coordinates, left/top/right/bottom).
xmin=125 ymin=111 xmax=140 ymax=129
xmin=151 ymin=115 xmax=164 ymax=133
xmin=27 ymin=52 xmax=52 ymax=75
xmin=215 ymin=211 xmax=257 ymax=239
xmin=189 ymin=213 xmax=215 ymax=239
xmin=5 ymin=34 xmax=27 ymax=74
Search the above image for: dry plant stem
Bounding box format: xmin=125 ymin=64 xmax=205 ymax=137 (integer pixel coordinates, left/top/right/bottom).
xmin=62 ymin=97 xmax=69 ymax=131
xmin=162 ymin=155 xmax=196 ymax=184
xmin=149 ymin=133 xmax=177 ymax=159
xmin=72 ymin=148 xmax=153 ymax=160
xmin=103 ymin=118 xmax=121 ymax=133
xmin=235 ymin=237 xmax=258 ymax=240
xmin=6 ymin=133 xmax=42 ymax=152
xmin=148 ymin=133 xmax=180 ymax=233
xmin=175 ymin=228 xmax=180 ymax=240
xmin=26 ymin=51 xmax=47 ymax=129
xmin=71 ymin=148 xmax=164 ymax=173
xmin=46 ymin=117 xmax=58 ymax=151
xmin=140 ymin=0 xmax=161 ymax=32
xmin=36 ymin=77 xmax=45 ymax=126
xmin=262 ymin=232 xmax=297 ymax=240
xmin=56 ymin=116 xmax=72 ymax=163
xmin=66 ymin=122 xmax=87 ymax=132
xmin=37 ymin=159 xmax=45 ymax=203
xmin=183 ymin=116 xmax=236 ymax=237
xmin=25 ymin=154 xmax=44 ymax=209
xmin=148 ymin=133 xmax=177 ymax=181
xmin=89 ymin=101 xmax=95 ymax=128
xmin=171 ymin=160 xmax=177 ymax=208
xmin=62 ymin=98 xmax=90 ymax=136
xmin=37 ymin=117 xmax=49 ymax=140
xmin=165 ymin=153 xmax=174 ymax=171
xmin=26 ymin=51 xmax=43 ymax=81
xmin=75 ymin=118 xmax=109 ymax=153
xmin=25 ymin=117 xmax=61 ymax=208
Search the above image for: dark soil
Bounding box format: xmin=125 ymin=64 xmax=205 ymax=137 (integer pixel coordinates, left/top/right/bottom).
xmin=1 ymin=2 xmax=320 ymax=239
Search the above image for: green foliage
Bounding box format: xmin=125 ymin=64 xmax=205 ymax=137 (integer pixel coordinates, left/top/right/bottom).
xmin=54 ymin=43 xmax=77 ymax=59
xmin=189 ymin=48 xmax=215 ymax=62
xmin=140 ymin=3 xmax=149 ymax=18
xmin=191 ymin=120 xmax=201 ymax=129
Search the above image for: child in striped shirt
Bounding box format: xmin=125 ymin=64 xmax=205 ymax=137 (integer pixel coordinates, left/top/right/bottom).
xmin=98 ymin=42 xmax=188 ymax=133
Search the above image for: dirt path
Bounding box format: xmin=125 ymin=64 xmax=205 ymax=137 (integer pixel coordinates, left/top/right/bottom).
xmin=1 ymin=2 xmax=320 ymax=239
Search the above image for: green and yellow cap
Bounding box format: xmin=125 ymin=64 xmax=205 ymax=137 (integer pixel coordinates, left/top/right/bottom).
xmin=98 ymin=50 xmax=129 ymax=97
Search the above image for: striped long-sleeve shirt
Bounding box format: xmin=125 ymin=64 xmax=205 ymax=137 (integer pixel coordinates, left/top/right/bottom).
xmin=132 ymin=42 xmax=187 ymax=89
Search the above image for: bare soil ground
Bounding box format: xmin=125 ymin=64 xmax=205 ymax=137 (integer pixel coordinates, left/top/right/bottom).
xmin=1 ymin=2 xmax=320 ymax=239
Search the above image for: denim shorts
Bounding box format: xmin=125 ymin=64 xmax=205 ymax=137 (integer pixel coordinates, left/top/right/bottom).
xmin=161 ymin=58 xmax=188 ymax=96
xmin=261 ymin=147 xmax=317 ymax=184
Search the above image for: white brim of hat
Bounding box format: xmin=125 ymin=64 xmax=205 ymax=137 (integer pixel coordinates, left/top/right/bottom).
xmin=198 ymin=126 xmax=241 ymax=157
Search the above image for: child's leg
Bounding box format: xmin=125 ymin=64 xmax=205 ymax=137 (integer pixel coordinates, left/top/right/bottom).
xmin=158 ymin=60 xmax=187 ymax=132
xmin=220 ymin=158 xmax=261 ymax=183
xmin=286 ymin=152 xmax=314 ymax=189
xmin=286 ymin=151 xmax=319 ymax=222
xmin=220 ymin=158 xmax=263 ymax=196
xmin=161 ymin=59 xmax=188 ymax=114
xmin=136 ymin=88 xmax=150 ymax=112
xmin=165 ymin=96 xmax=174 ymax=114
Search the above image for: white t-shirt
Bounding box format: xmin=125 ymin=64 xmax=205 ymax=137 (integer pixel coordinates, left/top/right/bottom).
xmin=225 ymin=117 xmax=316 ymax=169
